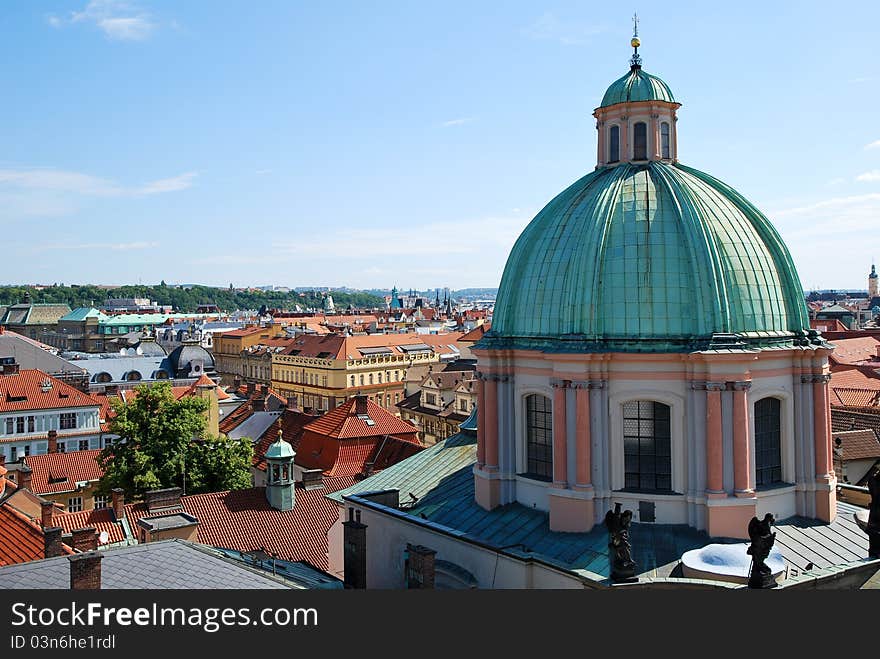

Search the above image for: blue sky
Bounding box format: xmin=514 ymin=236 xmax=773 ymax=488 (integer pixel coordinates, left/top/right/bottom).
xmin=1 ymin=1 xmax=879 ymax=291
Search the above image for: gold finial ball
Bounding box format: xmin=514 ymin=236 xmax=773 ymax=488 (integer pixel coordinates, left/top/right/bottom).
xmin=631 ymin=37 xmax=640 ymax=48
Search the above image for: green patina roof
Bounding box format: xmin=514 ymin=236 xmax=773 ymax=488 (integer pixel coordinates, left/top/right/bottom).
xmin=599 ymin=66 xmax=676 ymax=108
xmin=265 ymin=438 xmax=295 ymax=460
xmin=61 ymin=307 xmax=109 ymax=322
xmin=488 ymin=161 xmax=812 ymax=352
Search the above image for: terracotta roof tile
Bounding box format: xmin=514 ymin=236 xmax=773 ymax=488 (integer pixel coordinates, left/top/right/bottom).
xmin=23 ymin=450 xmax=104 ymax=495
xmin=829 ymin=337 xmax=880 ymax=366
xmin=52 ymin=508 xmax=126 ymax=545
xmin=252 ymin=410 xmax=319 ymax=472
xmin=0 ymin=505 xmax=47 ymax=566
xmin=832 ymin=429 xmax=880 ymax=461
xmin=0 ymin=369 xmax=101 ymax=413
xmin=303 ymin=397 xmax=419 ymax=440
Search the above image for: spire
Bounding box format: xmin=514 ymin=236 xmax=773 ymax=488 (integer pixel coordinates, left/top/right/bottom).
xmin=630 ymin=13 xmax=642 ymax=69
xmin=871 ymin=264 xmax=877 ymax=278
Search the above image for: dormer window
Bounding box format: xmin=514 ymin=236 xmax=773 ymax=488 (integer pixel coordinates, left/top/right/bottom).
xmin=661 ymin=121 xmax=670 ymax=159
xmin=633 ymin=122 xmax=647 ymax=160
xmin=609 ymin=125 xmax=620 ymax=163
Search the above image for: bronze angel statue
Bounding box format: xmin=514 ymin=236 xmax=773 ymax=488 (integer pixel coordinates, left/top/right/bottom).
xmin=605 ymin=503 xmax=637 ymax=582
xmin=747 ymin=513 xmax=777 ymax=588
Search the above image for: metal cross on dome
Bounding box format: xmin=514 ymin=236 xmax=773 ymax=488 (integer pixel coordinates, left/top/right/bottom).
xmin=630 ymin=12 xmax=642 ymax=68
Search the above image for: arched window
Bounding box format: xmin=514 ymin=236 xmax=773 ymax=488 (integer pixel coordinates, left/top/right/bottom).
xmin=623 ymin=401 xmax=671 ymax=491
xmin=524 ymin=394 xmax=553 ymax=480
xmin=350 ymin=375 xmax=355 ymax=387
xmin=609 ymin=125 xmax=620 ymax=163
xmin=125 ymin=370 xmax=142 ymax=382
xmin=755 ymin=397 xmax=782 ymax=487
xmin=633 ymin=122 xmax=648 ymax=160
xmin=660 ymin=122 xmax=670 ymax=159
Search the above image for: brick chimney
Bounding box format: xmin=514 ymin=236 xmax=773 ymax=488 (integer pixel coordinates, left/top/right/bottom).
xmin=41 ymin=500 xmax=55 ymax=528
xmin=111 ymin=488 xmax=125 ymax=521
xmin=260 ymin=384 xmax=270 ymax=397
xmin=233 ymin=376 xmax=242 ymax=392
xmin=406 ymin=544 xmax=437 ymax=589
xmin=253 ymin=396 xmax=266 ymax=412
xmin=145 ymin=487 xmax=182 ymax=513
xmin=2 ymin=362 xmax=19 ymax=375
xmin=47 ymin=430 xmax=58 ymax=454
xmin=71 ymin=527 xmax=98 ymax=552
xmin=354 ymin=395 xmax=368 ymax=416
xmin=18 ymin=465 xmax=32 ymax=491
xmin=44 ymin=526 xmax=65 ymax=558
xmin=69 ymin=552 xmax=102 ymax=590
xmin=246 ymin=381 xmax=256 ymax=395
xmin=342 ymin=508 xmax=367 ymax=589
xmin=301 ymin=468 xmax=324 ymax=491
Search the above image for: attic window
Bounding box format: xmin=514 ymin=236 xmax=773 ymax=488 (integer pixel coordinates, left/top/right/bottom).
xmin=316 ymin=352 xmax=331 ymax=359
xmin=357 ymin=414 xmax=375 ymax=426
xmin=48 ymin=473 xmax=68 ymax=485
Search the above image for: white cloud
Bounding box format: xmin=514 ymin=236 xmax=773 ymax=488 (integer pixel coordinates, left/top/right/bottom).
xmin=864 ymin=140 xmax=880 ymax=150
xmin=856 ymin=170 xmax=880 ymax=183
xmin=441 ymin=117 xmax=475 ymax=127
xmin=41 ymin=241 xmax=160 ymax=251
xmin=50 ymin=1 xmax=156 ymax=41
xmin=826 ymin=178 xmax=846 ymax=186
xmin=0 ymin=168 xmax=196 ymax=197
xmin=522 ymin=13 xmax=607 ymax=45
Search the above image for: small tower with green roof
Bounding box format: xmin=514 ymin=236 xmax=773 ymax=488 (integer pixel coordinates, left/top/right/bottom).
xmin=265 ymin=429 xmax=295 ymax=511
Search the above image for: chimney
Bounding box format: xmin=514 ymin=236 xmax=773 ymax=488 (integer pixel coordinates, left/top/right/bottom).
xmin=301 ymin=468 xmax=324 ymax=491
xmin=355 ymin=395 xmax=368 ymax=416
xmin=343 ymin=508 xmax=367 ymax=589
xmin=260 ymin=384 xmax=269 ymax=396
xmin=111 ymin=488 xmax=125 ymax=521
xmin=286 ymin=396 xmax=298 ymax=410
xmin=253 ymin=396 xmax=266 ymax=412
xmin=246 ymin=381 xmax=256 ymax=396
xmin=406 ymin=544 xmax=437 ymax=589
xmin=44 ymin=526 xmax=65 ymax=558
xmin=233 ymin=376 xmax=242 ymax=392
xmin=41 ymin=500 xmax=55 ymax=528
xmin=2 ymin=362 xmax=19 ymax=375
xmin=104 ymin=384 xmax=119 ymax=396
xmin=145 ymin=487 xmax=182 ymax=513
xmin=71 ymin=527 xmax=98 ymax=552
xmin=47 ymin=430 xmax=58 ymax=454
xmin=69 ymin=552 xmax=102 ymax=590
xmin=18 ymin=465 xmax=32 ymax=491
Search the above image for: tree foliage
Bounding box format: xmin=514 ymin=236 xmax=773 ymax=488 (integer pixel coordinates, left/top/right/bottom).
xmin=98 ymin=382 xmax=254 ymax=498
xmin=0 ymin=284 xmax=384 ymax=313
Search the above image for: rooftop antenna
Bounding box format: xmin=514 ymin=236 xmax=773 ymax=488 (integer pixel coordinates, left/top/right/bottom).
xmin=630 ymin=12 xmax=642 ymax=68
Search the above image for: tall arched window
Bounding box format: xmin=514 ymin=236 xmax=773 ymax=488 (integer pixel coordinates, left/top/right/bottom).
xmin=660 ymin=122 xmax=670 ymax=159
xmin=524 ymin=394 xmax=553 ymax=480
xmin=609 ymin=125 xmax=620 ymax=163
xmin=623 ymin=401 xmax=671 ymax=491
xmin=633 ymin=122 xmax=648 ymax=160
xmin=755 ymin=397 xmax=782 ymax=487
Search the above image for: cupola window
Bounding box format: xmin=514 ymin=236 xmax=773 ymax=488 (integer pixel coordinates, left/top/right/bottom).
xmin=623 ymin=400 xmax=671 ymax=491
xmin=633 ymin=122 xmax=647 ymax=160
xmin=524 ymin=394 xmax=553 ymax=480
xmin=660 ymin=122 xmax=670 ymax=159
xmin=609 ymin=125 xmax=620 ymax=163
xmin=754 ymin=397 xmax=782 ymax=487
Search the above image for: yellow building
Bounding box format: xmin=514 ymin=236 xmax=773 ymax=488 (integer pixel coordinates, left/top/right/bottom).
xmin=212 ymin=325 xmax=286 ymax=384
xmin=271 ymin=333 xmax=464 ymax=414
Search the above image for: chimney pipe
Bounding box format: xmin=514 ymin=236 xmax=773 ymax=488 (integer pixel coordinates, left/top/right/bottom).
xmin=71 ymin=527 xmax=98 ymax=552
xmin=355 ymin=395 xmax=368 ymax=416
xmin=48 ymin=430 xmax=58 ymax=454
xmin=246 ymin=381 xmax=256 ymax=396
xmin=69 ymin=551 xmax=102 ymax=590
xmin=44 ymin=526 xmax=65 ymax=558
xmin=111 ymin=488 xmax=125 ymax=521
xmin=18 ymin=465 xmax=32 ymax=491
xmin=41 ymin=500 xmax=55 ymax=528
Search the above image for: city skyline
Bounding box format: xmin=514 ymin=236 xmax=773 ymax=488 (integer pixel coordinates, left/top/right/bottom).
xmin=2 ymin=1 xmax=879 ymax=290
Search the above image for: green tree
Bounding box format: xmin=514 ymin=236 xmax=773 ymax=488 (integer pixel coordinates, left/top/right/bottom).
xmin=97 ymin=382 xmax=253 ymax=498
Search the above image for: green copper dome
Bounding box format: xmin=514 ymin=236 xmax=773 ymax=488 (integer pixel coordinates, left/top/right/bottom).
xmin=600 ymin=66 xmax=676 ymax=108
xmin=488 ymin=162 xmax=812 ymax=352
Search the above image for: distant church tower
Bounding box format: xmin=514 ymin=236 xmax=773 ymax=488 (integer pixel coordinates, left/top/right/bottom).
xmin=869 ymin=264 xmax=878 ymax=298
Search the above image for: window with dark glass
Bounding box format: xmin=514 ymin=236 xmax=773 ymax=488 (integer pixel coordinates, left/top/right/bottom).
xmin=633 ymin=122 xmax=648 ymax=160
xmin=623 ymin=401 xmax=672 ymax=491
xmin=609 ymin=125 xmax=620 ymax=163
xmin=27 ymin=416 xmax=35 ymax=433
xmin=16 ymin=417 xmax=24 ymax=433
xmin=661 ymin=122 xmax=670 ymax=158
xmin=60 ymin=412 xmax=77 ymax=430
xmin=755 ymin=397 xmax=782 ymax=487
xmin=524 ymin=394 xmax=553 ymax=480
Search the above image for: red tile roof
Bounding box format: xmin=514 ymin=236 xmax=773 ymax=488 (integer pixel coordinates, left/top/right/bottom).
xmin=252 ymin=409 xmax=320 ymax=472
xmin=219 ymin=386 xmax=289 ymax=435
xmin=829 ymin=337 xmax=880 ymax=366
xmin=23 ymin=450 xmax=104 ymax=495
xmin=0 ymin=505 xmax=47 ymax=566
xmin=280 ymin=331 xmax=464 ymax=360
xmin=459 ymin=323 xmax=490 ymax=342
xmin=303 ymin=397 xmax=419 ymax=440
xmin=832 ymin=429 xmax=880 ymax=461
xmin=52 ymin=507 xmax=126 ymax=546
xmin=123 ymin=479 xmax=356 ymax=570
xmin=0 ymin=369 xmax=100 ymax=412
xmin=295 ymin=429 xmax=423 ymax=477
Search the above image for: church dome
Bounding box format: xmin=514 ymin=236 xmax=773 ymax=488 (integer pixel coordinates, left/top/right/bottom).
xmin=489 ymin=161 xmax=811 ymax=352
xmin=599 ymin=66 xmax=676 ymax=108
xmin=168 ymin=342 xmax=216 ymax=378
